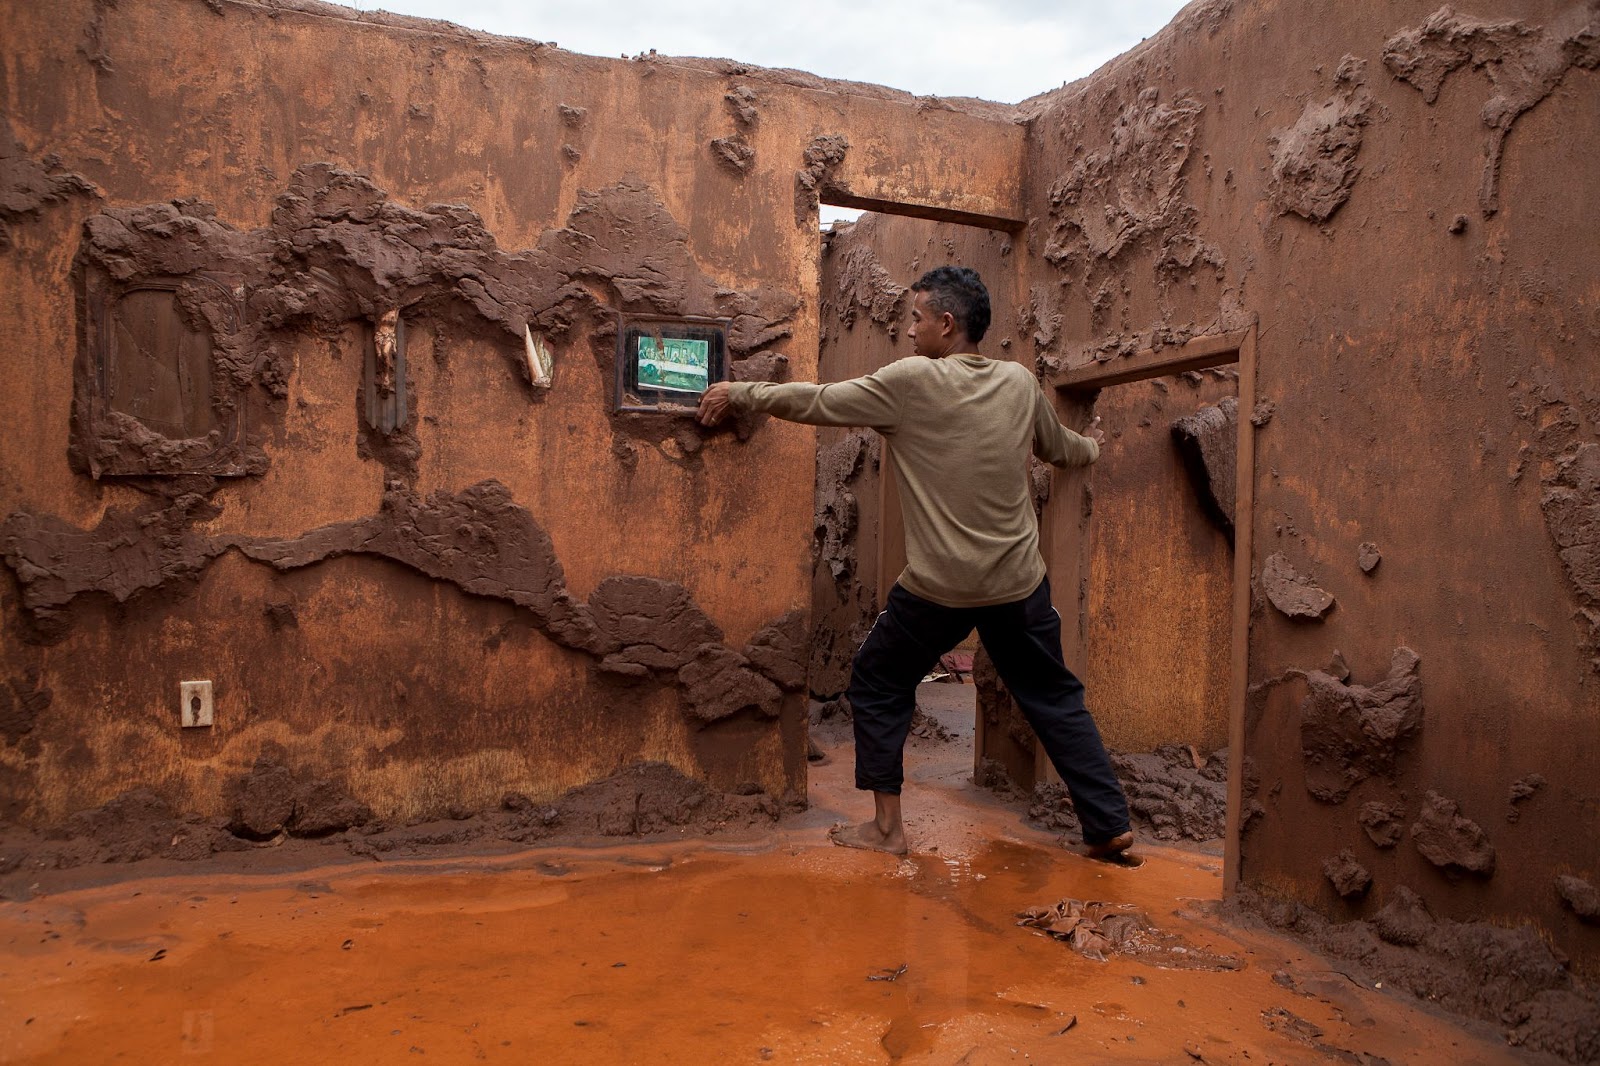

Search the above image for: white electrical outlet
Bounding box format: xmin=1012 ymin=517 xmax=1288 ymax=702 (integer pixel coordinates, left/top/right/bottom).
xmin=180 ymin=680 xmax=213 ymax=728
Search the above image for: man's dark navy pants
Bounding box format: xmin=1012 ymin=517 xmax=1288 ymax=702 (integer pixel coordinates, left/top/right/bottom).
xmin=844 ymin=578 xmax=1131 ymax=846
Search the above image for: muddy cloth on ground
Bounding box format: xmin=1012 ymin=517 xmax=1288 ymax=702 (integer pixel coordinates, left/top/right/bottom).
xmin=1018 ymin=897 xmax=1241 ymax=970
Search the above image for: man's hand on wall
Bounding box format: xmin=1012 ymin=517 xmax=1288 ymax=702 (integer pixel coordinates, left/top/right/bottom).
xmin=697 ymin=381 xmax=733 ymax=426
xmin=1087 ymin=415 xmax=1105 ymax=446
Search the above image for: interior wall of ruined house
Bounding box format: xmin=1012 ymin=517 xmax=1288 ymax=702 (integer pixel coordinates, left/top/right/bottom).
xmin=4 ymin=0 xmax=1595 ymax=979
xmin=1017 ymin=0 xmax=1598 ymax=971
xmin=0 ymin=0 xmax=1022 ymax=827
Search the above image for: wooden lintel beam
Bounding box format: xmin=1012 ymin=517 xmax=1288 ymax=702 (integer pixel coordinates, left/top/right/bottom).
xmin=1047 ymin=329 xmax=1251 ymax=393
xmin=822 ymin=192 xmax=1026 ymax=234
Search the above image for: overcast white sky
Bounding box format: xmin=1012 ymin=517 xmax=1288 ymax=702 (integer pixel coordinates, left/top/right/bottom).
xmin=348 ymin=0 xmax=1192 ymax=105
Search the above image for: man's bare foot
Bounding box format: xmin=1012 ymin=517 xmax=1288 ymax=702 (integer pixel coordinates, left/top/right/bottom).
xmin=828 ymin=819 xmax=908 ymax=855
xmin=1085 ymin=830 xmax=1136 ymax=864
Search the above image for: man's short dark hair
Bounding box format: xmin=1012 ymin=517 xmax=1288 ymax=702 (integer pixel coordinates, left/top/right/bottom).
xmin=911 ymin=266 xmax=991 ymax=343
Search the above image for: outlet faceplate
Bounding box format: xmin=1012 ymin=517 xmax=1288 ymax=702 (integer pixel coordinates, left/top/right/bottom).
xmin=180 ymin=680 xmax=213 ymax=727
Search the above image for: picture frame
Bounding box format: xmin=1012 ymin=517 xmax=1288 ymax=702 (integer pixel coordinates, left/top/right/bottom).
xmin=615 ymin=314 xmax=728 ymax=413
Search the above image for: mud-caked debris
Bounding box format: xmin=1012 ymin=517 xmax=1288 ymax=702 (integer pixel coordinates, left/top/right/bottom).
xmin=1373 ymin=885 xmax=1434 ymax=946
xmin=1299 ymin=647 xmax=1424 ymax=803
xmin=2 ymin=788 xmax=248 ymax=871
xmin=677 ymin=644 xmax=782 ymax=723
xmin=1358 ymin=800 xmax=1406 ymax=848
xmin=1262 ymin=552 xmax=1336 ymax=620
xmin=1324 ymin=849 xmax=1374 ymax=899
xmin=3 ymin=489 xmax=232 ymax=643
xmin=1383 ymin=4 xmax=1600 ymax=217
xmin=830 ymin=240 xmax=909 ymax=336
xmin=1411 ymin=790 xmax=1495 ymax=877
xmin=794 ymin=133 xmax=849 ymax=227
xmin=1324 ymin=649 xmax=1351 ymax=682
xmin=1537 ymin=442 xmax=1600 ymax=675
xmin=743 ymin=610 xmax=807 ymax=692
xmin=1250 ymin=399 xmax=1276 ymax=427
xmin=1555 ymin=875 xmax=1600 ymax=925
xmin=1032 ymin=744 xmax=1228 ymax=843
xmin=1171 ymin=397 xmax=1237 ymax=534
xmin=1267 ymin=55 xmax=1374 ymax=222
xmin=1041 ymin=86 xmax=1208 ymax=275
xmin=228 ymin=759 xmax=373 ymax=839
xmin=0 ymin=124 xmax=100 ymax=251
xmin=588 ymin=574 xmax=720 ymax=670
xmin=724 ymin=85 xmax=760 ymax=128
xmin=709 ymin=136 xmax=755 ymax=175
xmin=1018 ymin=897 xmax=1241 ymax=969
xmin=908 ymin=705 xmax=955 ymax=742
xmin=1235 ymin=883 xmax=1600 ymax=1063
xmin=813 ymin=430 xmax=872 ymax=586
xmin=1508 ymin=772 xmax=1546 ymax=823
xmin=1357 ymin=542 xmax=1382 ymax=573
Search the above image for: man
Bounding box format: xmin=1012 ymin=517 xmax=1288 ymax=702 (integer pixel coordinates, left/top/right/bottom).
xmin=697 ymin=266 xmax=1133 ymax=861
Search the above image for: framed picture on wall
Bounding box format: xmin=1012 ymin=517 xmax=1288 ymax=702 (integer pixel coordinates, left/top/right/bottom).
xmin=615 ymin=315 xmax=729 ymax=412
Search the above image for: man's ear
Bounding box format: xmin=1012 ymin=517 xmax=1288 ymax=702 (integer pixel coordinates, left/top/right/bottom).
xmin=941 ymin=311 xmax=957 ymax=337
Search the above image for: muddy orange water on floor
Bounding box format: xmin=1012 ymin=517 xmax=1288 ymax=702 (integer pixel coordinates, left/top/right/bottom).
xmin=0 ymin=691 xmax=1522 ymax=1064
xmin=0 ymin=838 xmax=1520 ymax=1064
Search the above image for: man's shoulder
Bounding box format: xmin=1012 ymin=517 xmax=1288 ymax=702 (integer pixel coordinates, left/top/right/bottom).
xmin=861 ymin=355 xmax=933 ymax=386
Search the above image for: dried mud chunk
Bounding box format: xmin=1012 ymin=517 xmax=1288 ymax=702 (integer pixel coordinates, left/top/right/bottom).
xmin=1262 ymin=553 xmax=1335 ymax=620
xmin=228 ymin=762 xmax=297 ymax=838
xmin=1383 ymin=5 xmax=1600 ymax=216
xmin=1171 ymin=397 xmax=1237 ymax=534
xmin=677 ymin=644 xmax=781 ymax=723
xmin=1299 ymin=648 xmax=1423 ymax=803
xmin=1358 ymin=800 xmax=1406 ymax=848
xmin=1555 ymin=875 xmax=1600 ymax=924
xmin=1506 ymin=989 xmax=1600 ymax=1064
xmin=589 ymin=576 xmax=722 ymax=670
xmin=743 ymin=610 xmax=807 ymax=691
xmin=793 ymin=133 xmax=849 ymax=227
xmin=1324 ymin=649 xmax=1351 ymax=682
xmin=1507 ymin=772 xmax=1545 ymax=822
xmin=831 ymin=243 xmax=909 ymax=335
xmin=291 ymin=778 xmax=372 ymax=836
xmin=1357 ymin=542 xmax=1381 ymax=573
xmin=1323 ymin=848 xmax=1373 ymax=898
xmin=0 ymin=137 xmax=99 ymax=249
xmin=1266 ymin=55 xmax=1373 ymax=222
xmin=1411 ymin=790 xmax=1496 ymax=876
xmin=1371 ymin=885 xmax=1434 ymax=946
xmin=709 ymin=136 xmax=754 ymax=175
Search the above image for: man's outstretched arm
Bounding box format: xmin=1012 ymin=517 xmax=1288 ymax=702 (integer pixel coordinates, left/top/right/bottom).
xmin=697 ymin=369 xmax=903 ymax=431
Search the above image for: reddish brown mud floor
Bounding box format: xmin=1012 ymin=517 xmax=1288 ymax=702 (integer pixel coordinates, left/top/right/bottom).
xmin=1 ymin=687 xmax=1527 ymax=1064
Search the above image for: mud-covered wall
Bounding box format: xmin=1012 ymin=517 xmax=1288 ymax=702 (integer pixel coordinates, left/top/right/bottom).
xmin=810 ymin=213 xmax=1021 ymax=698
xmin=1018 ymin=0 xmax=1599 ymax=973
xmin=0 ymin=0 xmax=1023 ymax=829
xmin=1082 ymin=372 xmax=1236 ymax=753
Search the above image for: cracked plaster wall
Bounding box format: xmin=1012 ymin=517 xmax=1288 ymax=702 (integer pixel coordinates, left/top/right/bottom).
xmin=0 ymin=0 xmax=1022 ymax=826
xmin=1016 ymin=0 xmax=1599 ymax=974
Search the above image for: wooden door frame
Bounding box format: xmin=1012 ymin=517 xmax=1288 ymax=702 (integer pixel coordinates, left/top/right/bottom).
xmin=1030 ymin=323 xmax=1258 ymax=894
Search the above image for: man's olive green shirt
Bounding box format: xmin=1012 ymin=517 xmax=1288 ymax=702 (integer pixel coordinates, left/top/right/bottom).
xmin=728 ymin=353 xmax=1099 ymax=608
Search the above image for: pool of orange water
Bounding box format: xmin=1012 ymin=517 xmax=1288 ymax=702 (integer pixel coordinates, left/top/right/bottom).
xmin=0 ymin=831 xmax=1517 ymax=1064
